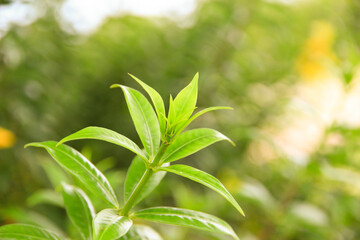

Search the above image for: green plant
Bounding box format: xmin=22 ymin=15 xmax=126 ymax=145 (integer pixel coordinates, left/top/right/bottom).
xmin=0 ymin=73 xmax=244 ymax=240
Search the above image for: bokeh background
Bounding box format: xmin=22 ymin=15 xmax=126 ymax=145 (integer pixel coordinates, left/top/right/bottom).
xmin=1 ymin=0 xmax=360 ymax=239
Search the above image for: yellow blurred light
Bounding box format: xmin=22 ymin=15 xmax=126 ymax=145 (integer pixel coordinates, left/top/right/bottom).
xmin=0 ymin=127 xmax=16 ymax=149
xmin=296 ymin=21 xmax=337 ymax=81
xmin=217 ymin=168 xmax=242 ymax=192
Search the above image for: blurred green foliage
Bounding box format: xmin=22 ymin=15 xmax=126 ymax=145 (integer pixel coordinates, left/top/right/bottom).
xmin=1 ymin=0 xmax=360 ymax=239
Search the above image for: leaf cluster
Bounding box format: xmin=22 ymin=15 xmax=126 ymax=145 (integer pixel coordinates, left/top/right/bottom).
xmin=0 ymin=74 xmax=243 ymax=240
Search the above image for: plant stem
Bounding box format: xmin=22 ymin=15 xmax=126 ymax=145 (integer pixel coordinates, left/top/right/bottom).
xmin=121 ymin=143 xmax=168 ymax=216
xmin=121 ymin=168 xmax=153 ymax=216
xmin=150 ymin=143 xmax=168 ymax=167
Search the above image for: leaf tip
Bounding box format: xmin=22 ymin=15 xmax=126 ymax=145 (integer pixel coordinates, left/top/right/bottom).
xmin=24 ymin=142 xmax=38 ymax=148
xmin=193 ymin=73 xmax=199 ymax=85
xmin=216 ymin=131 xmax=236 ymax=147
xmin=56 ymin=136 xmax=70 ymax=146
xmin=111 ymin=84 xmax=128 ymax=95
xmin=128 ymin=73 xmax=142 ymax=85
xmin=110 ymin=84 xmax=121 ymax=89
xmin=228 ymin=138 xmax=236 ymax=147
xmin=238 ymin=207 xmax=245 ymax=217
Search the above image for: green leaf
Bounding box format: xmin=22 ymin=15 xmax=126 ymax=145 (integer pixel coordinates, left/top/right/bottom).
xmin=129 ymin=74 xmax=167 ymax=137
xmin=62 ymin=183 xmax=95 ymax=240
xmin=120 ymin=224 xmax=162 ymax=240
xmin=174 ymin=106 xmax=233 ymax=135
xmin=172 ymin=73 xmax=198 ymax=122
xmin=167 ymin=95 xmax=176 ymax=134
xmin=111 ymin=84 xmax=160 ymax=158
xmin=27 ymin=189 xmax=64 ymax=208
xmin=160 ymin=128 xmax=234 ymax=164
xmin=159 ymin=165 xmax=244 ymax=216
xmin=26 ymin=141 xmax=119 ymax=208
xmin=133 ymin=207 xmax=239 ymax=240
xmin=124 ymin=156 xmax=168 ymax=205
xmin=57 ymin=126 xmax=147 ymax=162
xmin=93 ymin=209 xmax=132 ymax=240
xmin=0 ymin=224 xmax=65 ymax=240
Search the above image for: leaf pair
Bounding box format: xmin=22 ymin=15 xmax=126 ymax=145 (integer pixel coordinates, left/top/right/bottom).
xmin=126 ymin=73 xmax=199 ymax=141
xmin=57 ymin=125 xmax=233 ymax=166
xmin=167 ymin=73 xmax=198 ymax=136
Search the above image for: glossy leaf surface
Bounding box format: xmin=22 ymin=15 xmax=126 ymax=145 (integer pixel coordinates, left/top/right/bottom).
xmin=58 ymin=126 xmax=147 ymax=162
xmin=26 ymin=141 xmax=119 ymax=208
xmin=120 ymin=224 xmax=162 ymax=240
xmin=0 ymin=224 xmax=65 ymax=240
xmin=129 ymin=74 xmax=166 ymax=137
xmin=93 ymin=209 xmax=132 ymax=240
xmin=159 ymin=164 xmax=244 ymax=216
xmin=112 ymin=84 xmax=160 ymax=158
xmin=161 ymin=128 xmax=234 ymax=163
xmin=124 ymin=156 xmax=168 ymax=205
xmin=62 ymin=184 xmax=95 ymax=240
xmin=133 ymin=207 xmax=239 ymax=240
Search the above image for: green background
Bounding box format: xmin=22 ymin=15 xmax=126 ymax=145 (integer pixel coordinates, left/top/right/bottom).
xmin=1 ymin=0 xmax=360 ymax=239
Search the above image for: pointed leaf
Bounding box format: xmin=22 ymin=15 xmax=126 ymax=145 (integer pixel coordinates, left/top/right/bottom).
xmin=133 ymin=207 xmax=239 ymax=240
xmin=129 ymin=74 xmax=167 ymax=137
xmin=93 ymin=209 xmax=132 ymax=240
xmin=58 ymin=126 xmax=147 ymax=162
xmin=0 ymin=224 xmax=65 ymax=240
xmin=161 ymin=128 xmax=234 ymax=163
xmin=120 ymin=224 xmax=162 ymax=240
xmin=62 ymin=183 xmax=95 ymax=240
xmin=125 ymin=156 xmax=168 ymax=205
xmin=111 ymin=84 xmax=160 ymax=158
xmin=159 ymin=165 xmax=244 ymax=216
xmin=174 ymin=106 xmax=233 ymax=135
xmin=26 ymin=141 xmax=119 ymax=208
xmin=172 ymin=73 xmax=198 ymax=122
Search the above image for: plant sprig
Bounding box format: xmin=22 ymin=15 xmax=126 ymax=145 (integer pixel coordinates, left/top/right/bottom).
xmin=1 ymin=73 xmax=244 ymax=240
